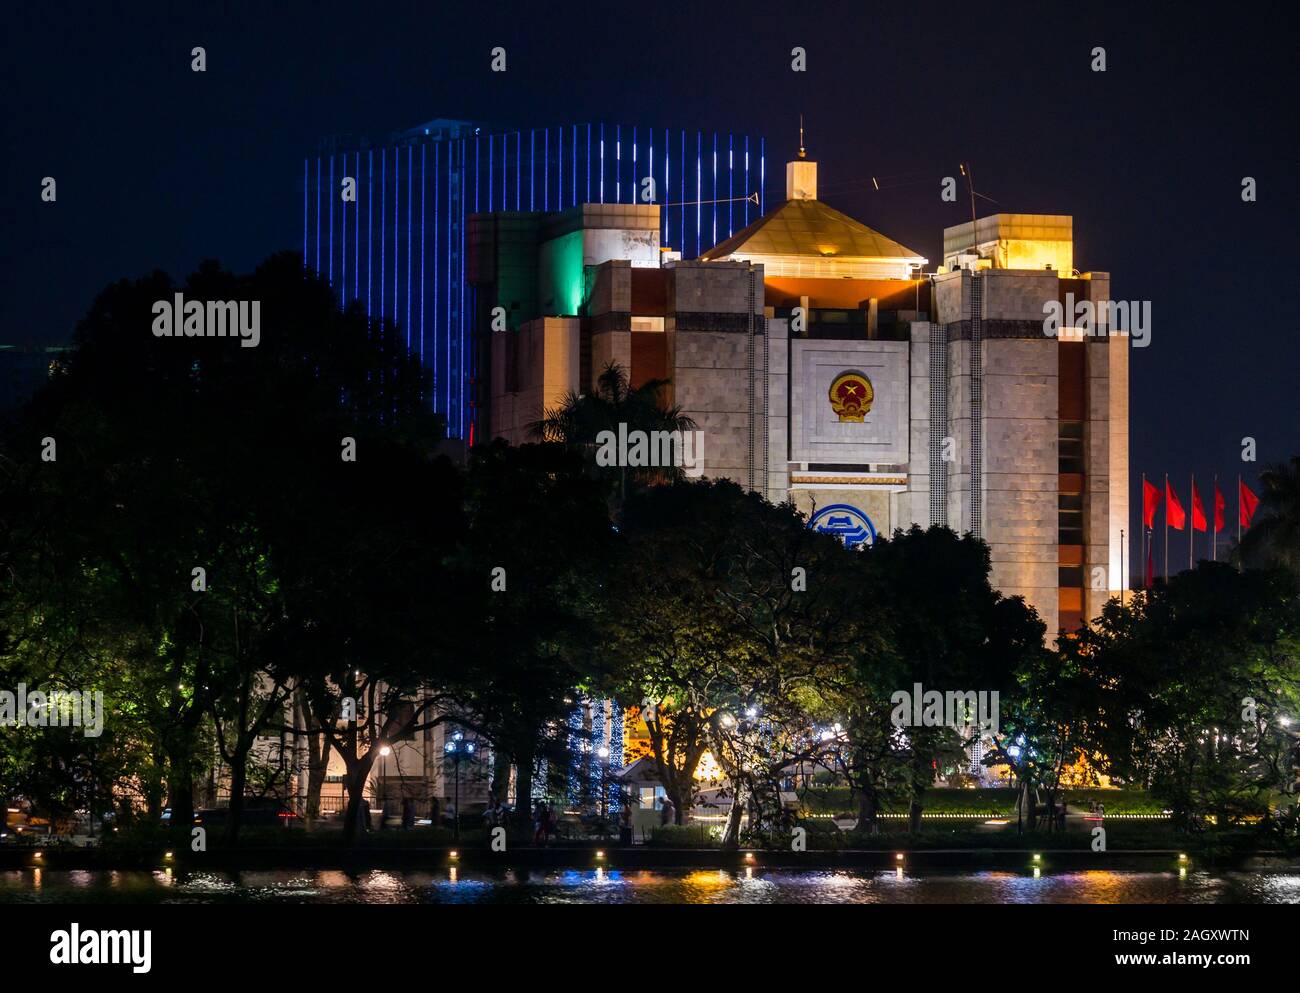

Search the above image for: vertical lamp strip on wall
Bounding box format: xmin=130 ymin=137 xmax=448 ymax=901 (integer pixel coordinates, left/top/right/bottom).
xmin=969 ymin=274 xmax=984 ymax=538
xmin=406 ymin=146 xmax=413 ymax=351
xmin=380 ymin=149 xmax=386 ymax=325
xmin=711 ymin=132 xmax=717 ymax=248
xmin=328 ymin=155 xmax=334 ymax=286
xmin=354 ymin=152 xmax=360 ymax=306
xmin=367 ymin=151 xmax=373 ymax=319
xmin=341 ymin=155 xmax=347 ymax=307
xmin=432 ymin=143 xmax=439 ymax=408
xmin=728 ymin=135 xmax=734 ymax=238
xmin=421 ymin=145 xmax=426 ymax=366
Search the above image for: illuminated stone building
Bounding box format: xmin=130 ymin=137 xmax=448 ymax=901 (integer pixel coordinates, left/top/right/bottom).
xmin=475 ymin=148 xmax=1130 ymax=637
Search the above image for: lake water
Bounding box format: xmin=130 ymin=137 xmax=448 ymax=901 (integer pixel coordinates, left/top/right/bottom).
xmin=3 ymin=867 xmax=1298 ymax=903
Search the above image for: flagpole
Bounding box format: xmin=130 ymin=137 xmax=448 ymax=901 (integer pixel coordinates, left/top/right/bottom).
xmin=1140 ymin=473 xmax=1146 ymax=589
xmin=1164 ymin=473 xmax=1169 ymax=582
xmin=1212 ymin=473 xmax=1218 ymax=562
xmin=1189 ymin=472 xmax=1194 ymax=571
xmin=1120 ymin=527 xmax=1126 ymax=606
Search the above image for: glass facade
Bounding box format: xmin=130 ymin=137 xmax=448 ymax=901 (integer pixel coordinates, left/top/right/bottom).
xmin=305 ymin=120 xmax=764 ymax=437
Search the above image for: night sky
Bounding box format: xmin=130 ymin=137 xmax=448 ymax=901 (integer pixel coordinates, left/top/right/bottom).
xmin=5 ymin=1 xmax=1297 ymax=576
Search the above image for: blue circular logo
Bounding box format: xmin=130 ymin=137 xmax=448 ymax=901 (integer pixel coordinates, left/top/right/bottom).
xmin=809 ymin=503 xmax=877 ymax=548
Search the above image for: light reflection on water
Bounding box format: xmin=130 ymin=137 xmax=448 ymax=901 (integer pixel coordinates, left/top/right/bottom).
xmin=0 ymin=867 xmax=1296 ymax=904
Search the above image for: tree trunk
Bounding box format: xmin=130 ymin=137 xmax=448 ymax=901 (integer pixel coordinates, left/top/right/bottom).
xmin=514 ymin=748 xmax=534 ymax=832
xmin=907 ymin=794 xmax=923 ymax=834
xmin=857 ymin=789 xmax=878 ymax=833
xmin=165 ymin=736 xmax=196 ymax=843
xmin=720 ymin=791 xmax=745 ymax=850
xmin=341 ymin=756 xmax=376 ymax=845
xmin=224 ymin=750 xmax=248 ymax=845
xmin=491 ymin=749 xmax=511 ymax=804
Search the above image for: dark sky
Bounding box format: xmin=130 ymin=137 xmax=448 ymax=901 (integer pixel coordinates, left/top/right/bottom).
xmin=4 ymin=1 xmax=1297 ymax=570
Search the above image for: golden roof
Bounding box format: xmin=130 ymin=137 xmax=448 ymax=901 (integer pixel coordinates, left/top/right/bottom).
xmin=700 ymin=198 xmax=925 ymax=262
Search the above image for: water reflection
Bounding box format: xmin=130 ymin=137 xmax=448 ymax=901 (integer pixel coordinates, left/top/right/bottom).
xmin=0 ymin=867 xmax=1295 ymax=904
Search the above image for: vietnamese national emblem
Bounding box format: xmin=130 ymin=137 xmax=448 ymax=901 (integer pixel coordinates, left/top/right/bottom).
xmin=829 ymin=371 xmax=874 ymax=422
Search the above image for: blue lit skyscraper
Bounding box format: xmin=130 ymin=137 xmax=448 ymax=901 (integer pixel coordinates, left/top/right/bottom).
xmin=305 ymin=118 xmax=764 ymax=438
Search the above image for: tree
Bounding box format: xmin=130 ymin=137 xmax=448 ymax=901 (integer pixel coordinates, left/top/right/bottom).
xmin=1086 ymin=563 xmax=1300 ymax=831
xmin=1239 ymin=457 xmax=1300 ymax=578
xmin=865 ymin=526 xmax=1036 ymax=832
xmin=0 ymin=252 xmax=450 ymax=842
xmin=530 ymin=362 xmax=696 ymax=508
xmin=449 ymin=440 xmax=615 ymax=831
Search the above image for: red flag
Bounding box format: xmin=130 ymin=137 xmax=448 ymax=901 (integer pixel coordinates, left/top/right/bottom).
xmin=1240 ymin=479 xmax=1260 ymax=528
xmin=1213 ymin=483 xmax=1225 ymax=533
xmin=1166 ymin=479 xmax=1186 ymax=530
xmin=1191 ymin=479 xmax=1207 ymax=532
xmin=1142 ymin=477 xmax=1161 ymax=528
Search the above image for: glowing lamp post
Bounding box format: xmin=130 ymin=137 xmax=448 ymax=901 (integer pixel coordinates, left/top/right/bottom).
xmin=444 ymin=733 xmax=475 ymax=841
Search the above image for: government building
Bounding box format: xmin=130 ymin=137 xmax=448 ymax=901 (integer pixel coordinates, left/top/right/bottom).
xmin=300 ymin=117 xmax=1131 ymax=821
xmin=469 ymin=145 xmax=1129 ymax=636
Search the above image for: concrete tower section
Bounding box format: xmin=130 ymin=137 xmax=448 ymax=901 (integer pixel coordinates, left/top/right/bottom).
xmin=934 ymin=215 xmax=1129 ymax=634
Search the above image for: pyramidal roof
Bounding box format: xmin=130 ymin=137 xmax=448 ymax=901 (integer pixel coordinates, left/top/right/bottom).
xmin=701 ymin=198 xmax=926 ymax=263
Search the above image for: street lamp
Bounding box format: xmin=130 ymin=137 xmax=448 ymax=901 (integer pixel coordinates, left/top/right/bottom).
xmin=444 ymin=732 xmax=475 ymax=841
xmin=597 ymin=746 xmax=611 ymax=828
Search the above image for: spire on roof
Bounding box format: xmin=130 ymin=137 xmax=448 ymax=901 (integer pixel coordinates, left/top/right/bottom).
xmin=798 ymin=114 xmax=806 ymax=160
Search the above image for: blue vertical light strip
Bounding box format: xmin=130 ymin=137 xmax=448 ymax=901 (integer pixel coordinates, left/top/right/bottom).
xmin=432 ymin=143 xmax=439 ymax=408
xmin=679 ymin=130 xmax=685 ymax=256
xmin=328 ymin=155 xmax=334 ymax=284
xmin=663 ymin=128 xmax=669 ymax=246
xmin=302 ymin=159 xmax=308 ymax=265
xmin=711 ymin=133 xmax=717 ymax=248
xmin=760 ymin=138 xmax=765 ymax=215
xmin=744 ymin=137 xmax=750 ymax=225
xmin=393 ymin=147 xmax=400 ymax=325
xmin=585 ymin=124 xmax=591 ymax=204
xmin=529 ymin=128 xmax=535 ymax=211
xmin=599 ymin=124 xmax=605 ymax=204
xmin=465 ymin=137 xmax=470 ymax=436
xmin=475 ymin=135 xmax=480 ymax=213
xmin=446 ymin=138 xmax=453 ymax=417
xmin=558 ymin=126 xmax=564 ymax=209
xmin=728 ymin=134 xmax=734 ymax=237
xmin=544 ymin=128 xmax=549 ymax=211
xmin=575 ymin=124 xmax=580 ymax=205
xmin=406 ymin=146 xmax=412 ymax=350
xmin=314 ymin=157 xmax=321 ymax=273
xmin=632 ymin=127 xmax=637 ymax=204
xmin=421 ymin=144 xmax=426 ymax=365
xmin=380 ymin=149 xmax=386 ymax=324
xmin=615 ymin=125 xmax=620 ymax=204
xmin=515 ymin=131 xmax=521 ymax=209
xmin=341 ymin=157 xmax=347 ymax=306
xmin=695 ymin=131 xmax=702 ymax=257
xmin=367 ymin=151 xmax=373 ymax=318
xmin=488 ymin=135 xmax=494 ymax=212
xmin=354 ymin=151 xmax=360 ymax=305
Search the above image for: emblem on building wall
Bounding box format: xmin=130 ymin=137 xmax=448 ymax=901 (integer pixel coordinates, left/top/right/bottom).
xmin=828 ymin=371 xmax=874 ymax=422
xmin=809 ymin=503 xmax=877 ymax=548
